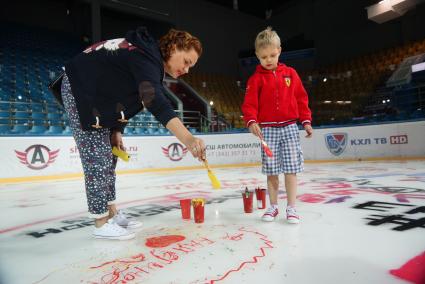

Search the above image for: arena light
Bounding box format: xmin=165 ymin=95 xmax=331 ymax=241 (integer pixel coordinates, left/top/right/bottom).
xmin=209 ymin=101 xmax=214 ymax=106
xmin=324 ymin=100 xmax=332 ymax=104
xmin=323 ymin=77 xmax=327 ymax=82
xmin=366 ymin=0 xmax=418 ymax=24
xmin=412 ymin=62 xmax=425 ymax=73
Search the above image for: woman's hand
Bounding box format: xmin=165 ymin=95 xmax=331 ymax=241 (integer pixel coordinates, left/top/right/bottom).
xmin=187 ymin=137 xmax=206 ymax=161
xmin=165 ymin=118 xmax=206 ymax=161
xmin=110 ymin=130 xmax=124 ymax=150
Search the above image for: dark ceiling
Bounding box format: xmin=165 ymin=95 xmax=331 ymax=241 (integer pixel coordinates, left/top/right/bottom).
xmin=203 ymin=0 xmax=294 ymax=19
xmin=204 ymin=0 xmax=383 ymax=19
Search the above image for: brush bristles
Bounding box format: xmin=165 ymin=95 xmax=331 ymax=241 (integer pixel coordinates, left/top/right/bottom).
xmin=208 ymin=170 xmax=221 ymax=189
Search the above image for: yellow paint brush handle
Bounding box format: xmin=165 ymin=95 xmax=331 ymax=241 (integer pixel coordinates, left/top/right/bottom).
xmin=208 ymin=171 xmax=221 ymax=189
xmin=112 ymin=146 xmax=130 ymax=162
xmin=202 ymin=159 xmax=221 ymax=189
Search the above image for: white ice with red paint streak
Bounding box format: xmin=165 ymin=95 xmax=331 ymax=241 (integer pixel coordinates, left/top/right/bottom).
xmin=0 ymin=160 xmax=424 ymax=284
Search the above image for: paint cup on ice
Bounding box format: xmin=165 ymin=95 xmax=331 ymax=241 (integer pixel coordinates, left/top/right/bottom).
xmin=180 ymin=199 xmax=191 ymax=220
xmin=242 ymin=187 xmax=254 ymax=213
xmin=192 ymin=198 xmax=205 ymax=223
xmin=255 ymin=188 xmax=266 ymax=209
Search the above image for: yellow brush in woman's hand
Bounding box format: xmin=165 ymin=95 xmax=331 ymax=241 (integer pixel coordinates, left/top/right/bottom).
xmin=202 ymin=159 xmax=221 ymax=189
xmin=112 ymin=146 xmax=130 ymax=162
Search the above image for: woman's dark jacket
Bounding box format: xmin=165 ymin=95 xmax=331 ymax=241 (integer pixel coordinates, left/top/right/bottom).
xmin=65 ymin=27 xmax=177 ymax=132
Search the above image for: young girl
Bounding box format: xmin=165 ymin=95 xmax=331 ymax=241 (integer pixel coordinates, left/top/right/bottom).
xmin=242 ymin=27 xmax=313 ymax=224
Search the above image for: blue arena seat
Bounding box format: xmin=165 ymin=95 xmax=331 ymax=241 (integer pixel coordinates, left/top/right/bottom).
xmin=45 ymin=125 xmax=64 ymax=135
xmin=146 ymin=128 xmax=158 ymax=135
xmin=133 ymin=127 xmax=146 ymax=135
xmin=124 ymin=127 xmax=135 ymax=135
xmin=62 ymin=126 xmax=72 ymax=135
xmin=28 ymin=125 xmax=47 ymax=135
xmin=0 ymin=125 xmax=10 ymax=134
xmin=158 ymin=128 xmax=170 ymax=135
xmin=9 ymin=124 xmax=29 ymax=134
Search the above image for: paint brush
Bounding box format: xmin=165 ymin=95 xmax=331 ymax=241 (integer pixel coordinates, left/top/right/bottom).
xmin=260 ymin=139 xmax=273 ymax=157
xmin=112 ymin=146 xmax=130 ymax=162
xmin=202 ymin=159 xmax=221 ymax=189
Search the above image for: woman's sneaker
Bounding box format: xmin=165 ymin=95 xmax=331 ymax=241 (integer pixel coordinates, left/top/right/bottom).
xmin=113 ymin=210 xmax=143 ymax=230
xmin=262 ymin=207 xmax=279 ymax=222
xmin=286 ymin=206 xmax=300 ymax=224
xmin=93 ymin=219 xmax=135 ymax=240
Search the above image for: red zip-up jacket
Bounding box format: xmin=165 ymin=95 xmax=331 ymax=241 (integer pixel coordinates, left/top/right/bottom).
xmin=242 ymin=63 xmax=312 ymax=128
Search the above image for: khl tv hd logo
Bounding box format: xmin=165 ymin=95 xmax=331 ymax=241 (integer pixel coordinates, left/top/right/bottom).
xmin=325 ymin=133 xmax=347 ymax=156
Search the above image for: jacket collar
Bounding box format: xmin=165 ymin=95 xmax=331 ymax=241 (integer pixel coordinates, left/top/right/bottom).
xmin=255 ymin=62 xmax=286 ymax=74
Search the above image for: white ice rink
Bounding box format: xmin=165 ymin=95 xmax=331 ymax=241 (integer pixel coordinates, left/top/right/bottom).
xmin=0 ymin=160 xmax=424 ymax=284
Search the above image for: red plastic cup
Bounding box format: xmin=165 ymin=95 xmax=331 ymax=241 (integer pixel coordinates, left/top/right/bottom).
xmin=242 ymin=191 xmax=254 ymax=213
xmin=193 ymin=203 xmax=205 ymax=223
xmin=180 ymin=199 xmax=191 ymax=220
xmin=255 ymin=188 xmax=266 ymax=209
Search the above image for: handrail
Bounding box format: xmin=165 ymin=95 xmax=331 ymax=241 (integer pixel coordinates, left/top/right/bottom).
xmin=178 ymin=78 xmax=212 ymax=121
xmin=162 ymin=84 xmax=183 ymax=120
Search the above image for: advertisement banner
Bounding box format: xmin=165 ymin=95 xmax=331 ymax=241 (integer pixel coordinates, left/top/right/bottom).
xmin=301 ymin=120 xmax=425 ymax=160
xmin=0 ymin=121 xmax=424 ymax=179
xmin=0 ymin=133 xmax=262 ymax=179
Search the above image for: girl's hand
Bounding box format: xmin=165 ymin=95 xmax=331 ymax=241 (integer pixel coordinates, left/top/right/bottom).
xmin=248 ymin=123 xmax=263 ymax=140
xmin=304 ymin=124 xmax=313 ymax=138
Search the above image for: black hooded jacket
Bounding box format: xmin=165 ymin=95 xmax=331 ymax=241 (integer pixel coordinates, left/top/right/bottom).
xmin=64 ymin=27 xmax=177 ymax=132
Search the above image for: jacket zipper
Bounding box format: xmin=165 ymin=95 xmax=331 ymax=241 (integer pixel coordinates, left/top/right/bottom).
xmin=273 ymin=71 xmax=279 ymax=111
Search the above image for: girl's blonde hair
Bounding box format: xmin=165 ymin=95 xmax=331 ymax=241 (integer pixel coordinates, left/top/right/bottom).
xmin=255 ymin=27 xmax=281 ymax=51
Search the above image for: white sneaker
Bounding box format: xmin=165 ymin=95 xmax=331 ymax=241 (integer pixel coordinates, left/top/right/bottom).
xmin=286 ymin=206 xmax=300 ymax=224
xmin=262 ymin=207 xmax=279 ymax=222
xmin=93 ymin=219 xmax=135 ymax=240
xmin=113 ymin=210 xmax=143 ymax=230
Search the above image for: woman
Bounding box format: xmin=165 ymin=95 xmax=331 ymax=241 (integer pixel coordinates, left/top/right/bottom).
xmin=61 ymin=27 xmax=206 ymax=240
